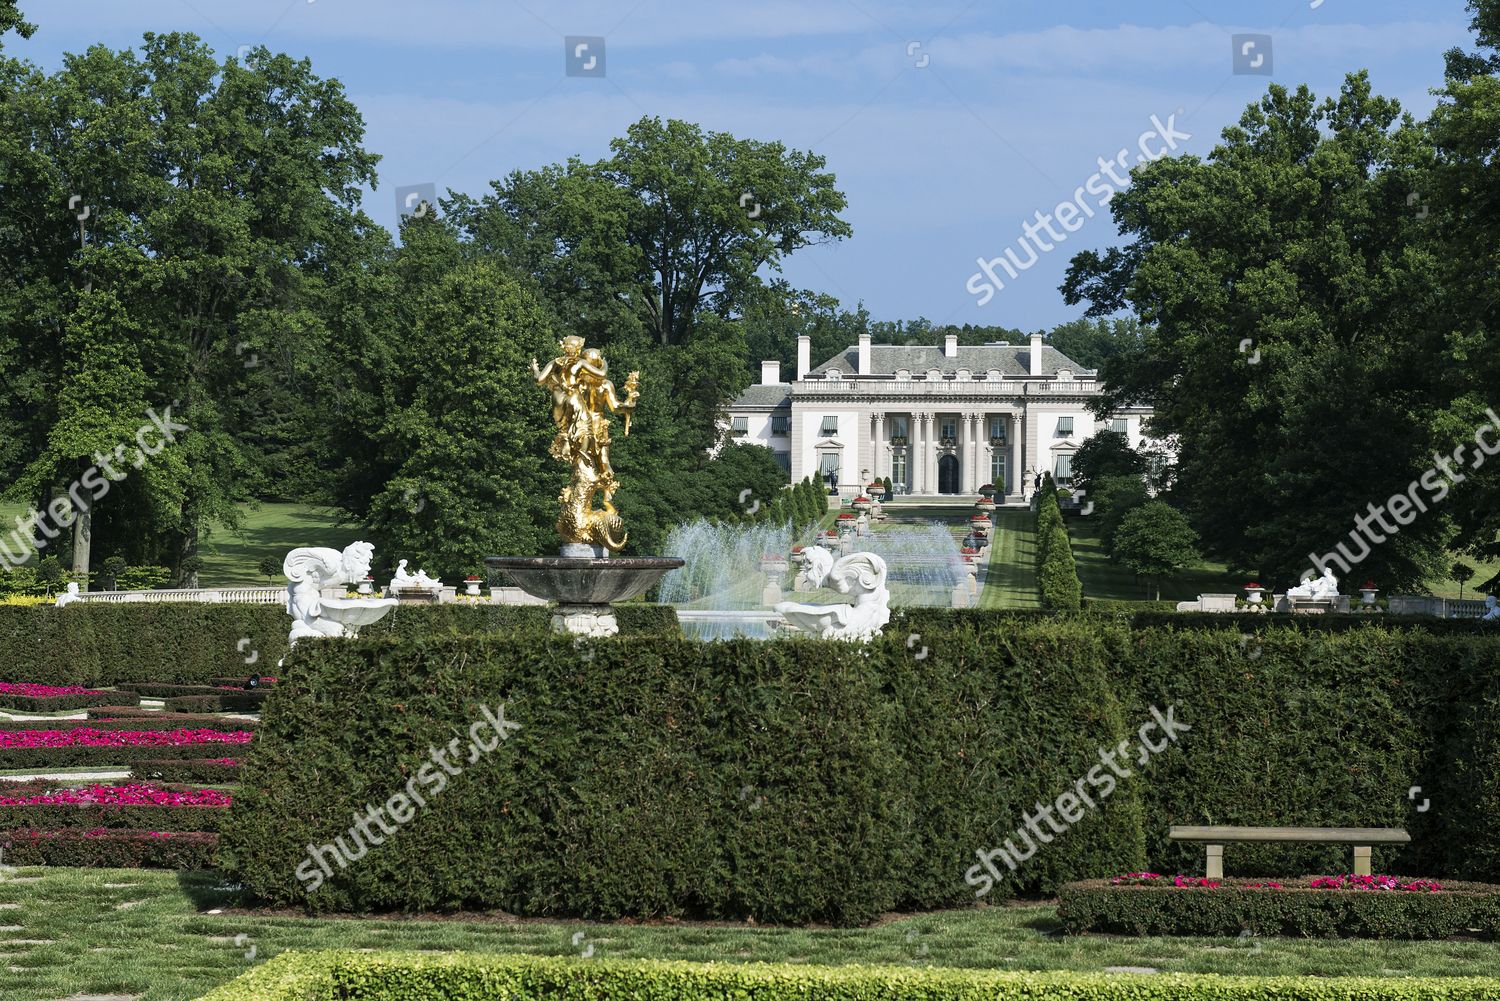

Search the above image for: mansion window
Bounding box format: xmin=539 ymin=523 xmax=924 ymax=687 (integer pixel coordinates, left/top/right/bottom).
xmin=991 ymin=452 xmax=1007 ymax=489
xmin=892 ymin=451 xmax=908 ymax=488
xmin=890 ymin=415 xmax=909 ymax=441
xmin=730 ymin=417 xmax=748 ymax=437
xmin=819 ymin=451 xmax=841 ymax=481
xmin=940 ymin=418 xmax=957 ymax=440
xmin=1111 ymin=418 xmax=1128 ymax=435
xmin=775 ymin=451 xmax=791 ymax=474
xmin=989 ymin=418 xmax=1006 ymax=443
xmin=771 ymin=415 xmax=790 ymax=434
xmin=1056 ymin=417 xmax=1074 ymax=437
xmin=1055 ymin=454 xmax=1074 ymax=482
xmin=819 ymin=417 xmax=839 ymax=437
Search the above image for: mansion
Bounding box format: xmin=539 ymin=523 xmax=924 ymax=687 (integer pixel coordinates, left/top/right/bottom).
xmin=727 ymin=332 xmax=1156 ymax=502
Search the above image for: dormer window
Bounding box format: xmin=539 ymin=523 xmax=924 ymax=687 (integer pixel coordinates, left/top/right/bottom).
xmin=986 ymin=369 xmax=1002 ymax=381
xmin=826 ymin=370 xmax=842 ymax=380
xmin=895 ymin=369 xmax=911 ymax=380
xmin=1056 ymin=369 xmax=1074 ymax=381
xmin=926 ymin=369 xmax=942 ymax=381
xmin=956 ymin=369 xmax=972 ymax=381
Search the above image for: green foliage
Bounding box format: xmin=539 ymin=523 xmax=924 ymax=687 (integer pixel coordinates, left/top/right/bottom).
xmin=0 ymin=602 xmax=679 ymax=687
xmin=0 ymin=1 xmax=34 ymax=41
xmin=221 ymin=622 xmax=1143 ymax=923
xmin=1071 ymin=431 xmax=1145 ymax=491
xmin=257 ymin=556 xmax=282 ymax=581
xmin=0 ymin=830 xmax=218 ymax=870
xmin=132 ymin=758 xmax=242 ymax=784
xmin=1111 ymin=502 xmax=1202 ymax=599
xmin=1035 ymin=476 xmax=1082 ymax=611
xmin=114 ymin=565 xmax=170 ymax=591
xmin=200 ymin=948 xmax=1500 ymax=1001
xmin=1063 ymin=73 xmax=1452 ymax=589
xmin=1058 ymin=879 xmax=1500 ymax=939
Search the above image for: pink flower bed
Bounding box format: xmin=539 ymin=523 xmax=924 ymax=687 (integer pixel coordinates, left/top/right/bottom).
xmin=0 ymin=682 xmax=104 ymax=698
xmin=0 ymin=728 xmax=253 ymax=749
xmin=1109 ymin=872 xmax=1442 ymax=892
xmin=0 ymin=783 xmax=231 ymax=808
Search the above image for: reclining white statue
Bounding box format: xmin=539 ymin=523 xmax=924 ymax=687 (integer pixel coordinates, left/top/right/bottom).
xmin=1287 ymin=567 xmax=1341 ymax=600
xmin=774 ymin=546 xmax=890 ymax=641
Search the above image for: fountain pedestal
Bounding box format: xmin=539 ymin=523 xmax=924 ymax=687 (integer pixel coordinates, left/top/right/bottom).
xmin=485 ymin=554 xmax=684 ymax=637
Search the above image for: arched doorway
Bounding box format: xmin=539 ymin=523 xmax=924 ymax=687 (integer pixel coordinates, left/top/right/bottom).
xmin=938 ymin=455 xmax=961 ymax=495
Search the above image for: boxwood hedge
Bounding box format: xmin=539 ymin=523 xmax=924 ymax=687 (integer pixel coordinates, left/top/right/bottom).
xmin=1058 ymin=878 xmax=1500 ymax=938
xmin=221 ymin=621 xmax=1144 ymax=924
xmin=200 ymin=951 xmax=1500 ymax=1001
xmin=0 ymin=828 xmax=218 ymax=868
xmin=0 ymin=602 xmax=681 ymax=686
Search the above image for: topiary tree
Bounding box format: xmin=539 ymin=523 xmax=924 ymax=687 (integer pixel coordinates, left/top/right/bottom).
xmin=99 ymin=555 xmax=127 ymax=591
xmin=1111 ymin=501 xmax=1201 ymax=601
xmin=883 ymin=475 xmax=893 ymax=499
xmin=258 ymin=555 xmax=283 ymax=582
xmin=1453 ymin=560 xmax=1476 ymax=600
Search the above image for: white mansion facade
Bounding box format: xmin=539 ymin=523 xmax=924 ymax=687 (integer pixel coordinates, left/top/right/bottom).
xmin=726 ymin=332 xmax=1156 ymax=502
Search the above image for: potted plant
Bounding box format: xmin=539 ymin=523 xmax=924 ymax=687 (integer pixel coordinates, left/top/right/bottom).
xmin=1360 ymin=579 xmax=1379 ymax=606
xmin=978 ymin=483 xmax=998 ymax=501
xmin=852 ymin=495 xmax=873 ymax=514
xmin=464 ymin=575 xmax=483 ymax=596
xmin=1244 ymin=581 xmax=1265 ymax=605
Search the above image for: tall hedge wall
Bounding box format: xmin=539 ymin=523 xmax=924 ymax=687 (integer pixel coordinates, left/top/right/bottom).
xmin=220 ymin=621 xmax=1144 ymax=924
xmin=220 ymin=616 xmax=1500 ymax=923
xmin=0 ymin=602 xmax=679 ymax=686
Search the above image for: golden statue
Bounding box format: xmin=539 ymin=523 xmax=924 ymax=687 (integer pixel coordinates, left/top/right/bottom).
xmin=532 ymin=336 xmax=640 ymax=553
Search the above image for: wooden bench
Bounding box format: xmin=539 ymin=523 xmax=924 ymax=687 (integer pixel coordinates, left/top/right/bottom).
xmin=1169 ymin=825 xmax=1410 ymax=878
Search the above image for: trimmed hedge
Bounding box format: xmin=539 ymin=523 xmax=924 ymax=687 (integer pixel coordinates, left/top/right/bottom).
xmin=0 ymin=800 xmax=228 ymax=832
xmin=164 ymin=692 xmax=268 ymax=713
xmin=0 ymin=827 xmax=218 ymax=868
xmin=1058 ymin=878 xmax=1500 ymax=938
xmin=222 ymin=623 xmax=1143 ymax=923
xmin=116 ymin=682 xmax=249 ymax=698
xmin=200 ymin=951 xmax=1500 ymax=1001
xmin=84 ymin=706 xmax=261 ymax=729
xmin=132 ymin=757 xmax=241 ymax=783
xmin=0 ymin=741 xmax=245 ymax=769
xmin=0 ymin=689 xmax=119 ymax=712
xmin=0 ymin=602 xmax=681 ymax=686
xmin=1036 ymin=474 xmax=1082 ymax=611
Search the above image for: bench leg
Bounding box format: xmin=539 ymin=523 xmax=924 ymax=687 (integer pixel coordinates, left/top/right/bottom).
xmin=1353 ymin=846 xmax=1371 ymax=876
xmin=1205 ymin=844 xmax=1223 ymax=880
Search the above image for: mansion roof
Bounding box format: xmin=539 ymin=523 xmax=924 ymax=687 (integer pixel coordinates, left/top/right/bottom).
xmin=810 ymin=343 xmax=1088 ymax=379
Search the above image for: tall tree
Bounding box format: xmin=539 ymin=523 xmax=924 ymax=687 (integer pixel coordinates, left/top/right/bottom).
xmin=1063 ymin=74 xmax=1450 ymax=588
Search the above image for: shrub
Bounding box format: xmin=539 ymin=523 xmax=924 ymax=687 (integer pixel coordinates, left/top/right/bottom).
xmin=0 ymin=726 xmax=253 ymax=769
xmin=1058 ymin=877 xmax=1500 ymax=939
xmin=0 ymin=602 xmax=679 ymax=686
xmin=1035 ymin=474 xmax=1081 ymax=611
xmin=0 ymin=682 xmax=117 ymax=712
xmin=132 ymin=757 xmax=241 ymax=784
xmin=0 ymin=828 xmax=218 ymax=869
xmin=84 ymin=706 xmax=261 ymax=729
xmin=0 ymin=782 xmax=230 ymax=832
xmin=164 ymin=692 xmax=270 ymax=713
xmin=200 ymin=950 xmax=1500 ymax=1001
xmin=221 ymin=622 xmax=1143 ymax=923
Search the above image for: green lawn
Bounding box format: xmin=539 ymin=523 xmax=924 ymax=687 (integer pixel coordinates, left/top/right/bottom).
xmin=1069 ymin=517 xmax=1245 ymax=603
xmin=196 ymin=503 xmax=360 ymax=586
xmin=2 ymin=868 xmax=1498 ymax=1000
xmin=980 ymin=508 xmax=1039 ymax=609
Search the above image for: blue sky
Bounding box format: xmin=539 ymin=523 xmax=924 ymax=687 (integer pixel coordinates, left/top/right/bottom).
xmin=13 ymin=0 xmax=1478 ymax=330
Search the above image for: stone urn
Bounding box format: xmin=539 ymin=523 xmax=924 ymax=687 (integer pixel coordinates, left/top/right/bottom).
xmin=969 ymin=512 xmax=993 ymax=532
xmin=836 ymin=513 xmax=858 ymax=536
xmin=978 ymin=483 xmax=998 ymax=501
xmin=1245 ymin=584 xmax=1265 ymax=606
xmin=464 ymin=576 xmax=483 ymax=596
xmin=357 ymin=576 xmax=375 ymax=595
xmin=760 ymin=553 xmax=790 ymax=605
xmin=975 ymin=496 xmax=997 ymax=514
xmin=867 ymin=481 xmax=886 ymax=501
xmin=852 ymin=495 xmax=873 ymax=515
xmin=1360 ymin=582 xmax=1379 ymax=607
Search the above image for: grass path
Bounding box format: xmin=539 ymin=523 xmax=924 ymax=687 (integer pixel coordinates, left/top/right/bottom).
xmin=979 ymin=509 xmax=1039 ymax=609
xmin=2 ymin=869 xmax=1497 ymax=999
xmin=1069 ymin=518 xmax=1242 ymax=603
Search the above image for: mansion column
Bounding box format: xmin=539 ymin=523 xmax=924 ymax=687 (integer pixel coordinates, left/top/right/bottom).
xmin=1010 ymin=413 xmax=1023 ymax=499
xmin=972 ymin=414 xmax=984 ymax=495
xmin=915 ymin=412 xmax=930 ymax=494
xmin=872 ymin=412 xmax=885 ymax=484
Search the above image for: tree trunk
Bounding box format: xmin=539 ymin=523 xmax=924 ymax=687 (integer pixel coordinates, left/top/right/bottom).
xmin=71 ymin=488 xmax=92 ymax=580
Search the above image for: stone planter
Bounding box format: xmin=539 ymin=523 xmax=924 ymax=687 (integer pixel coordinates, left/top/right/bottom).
xmin=464 ymin=578 xmax=482 ymax=596
xmin=1360 ymin=588 xmax=1379 ymax=607
xmin=852 ymin=496 xmax=873 ymax=514
xmin=1245 ymin=587 xmax=1265 ymax=606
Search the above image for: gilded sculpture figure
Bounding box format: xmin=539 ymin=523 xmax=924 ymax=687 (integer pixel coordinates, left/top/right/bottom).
xmin=532 ymin=336 xmax=640 ymax=552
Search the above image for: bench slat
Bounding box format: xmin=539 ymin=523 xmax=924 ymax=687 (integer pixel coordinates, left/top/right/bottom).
xmin=1169 ymin=825 xmax=1409 ymax=845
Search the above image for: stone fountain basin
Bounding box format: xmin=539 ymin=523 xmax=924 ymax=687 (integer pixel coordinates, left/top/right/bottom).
xmin=485 ymin=557 xmax=684 ymax=604
xmin=320 ymin=596 xmax=399 ymax=630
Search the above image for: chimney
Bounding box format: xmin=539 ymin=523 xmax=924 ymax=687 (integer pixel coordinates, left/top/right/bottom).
xmin=760 ymin=360 xmax=782 ymax=385
xmin=944 ymin=333 xmax=958 ymax=359
xmin=857 ymin=332 xmax=872 ymax=375
xmin=1029 ymin=332 xmax=1044 ymax=377
xmin=796 ymin=335 xmax=811 ymax=380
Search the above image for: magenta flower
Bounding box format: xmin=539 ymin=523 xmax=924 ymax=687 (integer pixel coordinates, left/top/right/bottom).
xmin=0 ymin=728 xmax=252 ymax=749
xmin=0 ymin=682 xmax=104 ymax=698
xmin=0 ymin=783 xmax=231 ymax=808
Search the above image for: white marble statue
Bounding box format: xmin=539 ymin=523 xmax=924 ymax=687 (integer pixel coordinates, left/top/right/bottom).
xmin=413 ymin=568 xmax=442 ymax=593
xmin=388 ymin=559 xmax=417 ymax=593
xmin=774 ymin=546 xmax=891 ymax=641
xmin=1288 ymin=567 xmax=1341 ymax=600
xmin=284 ymin=542 xmax=395 ymax=651
xmin=1484 ymin=594 xmax=1499 ymax=622
xmin=54 ymin=582 xmax=81 ymax=607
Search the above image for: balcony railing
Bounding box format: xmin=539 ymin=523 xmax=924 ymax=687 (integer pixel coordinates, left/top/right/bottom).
xmin=793 ymin=378 xmax=1100 ymax=396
